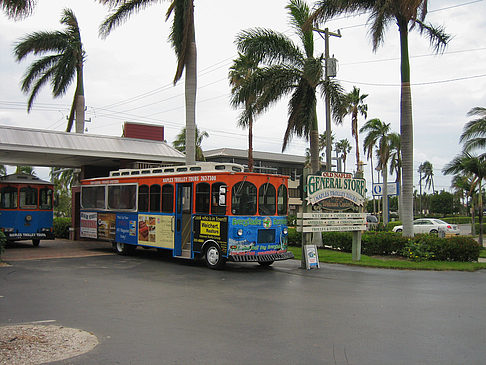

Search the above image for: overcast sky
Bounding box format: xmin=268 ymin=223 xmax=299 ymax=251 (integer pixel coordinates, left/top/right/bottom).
xmin=1 ymin=0 xmax=485 ymax=196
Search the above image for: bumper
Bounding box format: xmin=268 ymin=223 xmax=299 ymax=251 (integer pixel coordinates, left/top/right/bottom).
xmin=228 ymin=251 xmax=294 ymax=262
xmin=6 ymin=232 xmax=55 ymax=241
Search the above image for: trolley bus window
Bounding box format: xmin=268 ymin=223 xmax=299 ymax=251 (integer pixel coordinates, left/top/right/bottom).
xmin=211 ymin=183 xmax=226 ymax=215
xmin=1 ymin=186 xmax=18 ymax=209
xmin=138 ymin=185 xmax=149 ymax=211
xmin=258 ymin=183 xmax=276 ymax=216
xmin=232 ymin=181 xmax=257 ymax=215
xmin=20 ymin=186 xmax=37 ymax=209
xmin=277 ymin=184 xmax=288 ymax=215
xmin=82 ymin=186 xmax=106 ymax=209
xmin=150 ymin=184 xmax=161 ymax=212
xmin=39 ymin=187 xmax=53 ymax=210
xmin=161 ymin=184 xmax=174 ymax=213
xmin=108 ymin=184 xmax=137 ymax=210
xmin=195 ymin=183 xmax=210 ymax=214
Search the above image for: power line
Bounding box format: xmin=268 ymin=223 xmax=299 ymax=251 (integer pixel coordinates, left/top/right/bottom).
xmin=338 ymin=73 xmax=486 ymax=87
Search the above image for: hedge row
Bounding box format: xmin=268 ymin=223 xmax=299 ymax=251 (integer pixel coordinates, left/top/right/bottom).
xmin=287 ymin=227 xmax=481 ymax=262
xmin=53 ymin=217 xmax=71 ymax=239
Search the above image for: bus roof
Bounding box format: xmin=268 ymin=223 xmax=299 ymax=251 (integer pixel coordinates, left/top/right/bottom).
xmin=0 ymin=173 xmax=52 ymax=185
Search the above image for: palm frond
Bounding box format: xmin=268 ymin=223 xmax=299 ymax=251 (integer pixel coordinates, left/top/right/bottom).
xmin=286 ymin=0 xmax=314 ymax=57
xmin=415 ymin=19 xmax=450 ymax=54
xmin=51 ymin=53 xmax=76 ymax=97
xmin=26 ymin=70 xmax=54 ymax=112
xmin=20 ymin=55 xmax=60 ymax=93
xmin=1 ymin=0 xmax=35 ymax=19
xmin=13 ymin=31 xmax=69 ymax=60
xmin=99 ymin=0 xmax=156 ymax=38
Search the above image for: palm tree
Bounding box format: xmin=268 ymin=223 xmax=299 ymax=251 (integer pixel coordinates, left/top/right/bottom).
xmin=460 ymin=107 xmax=486 ymax=156
xmin=99 ymin=0 xmax=197 ymax=165
xmin=235 ymin=0 xmax=343 ymax=173
xmin=451 ymin=174 xmax=473 ymax=217
xmin=419 ymin=161 xmax=435 ymax=193
xmin=1 ymin=0 xmax=35 ymax=19
xmin=443 ymin=153 xmax=486 ymax=246
xmin=341 ymin=86 xmax=367 ymax=171
xmin=229 ymin=53 xmax=261 ymax=172
xmin=15 ymin=166 xmax=35 ymax=175
xmin=173 ymin=127 xmax=208 ymax=162
xmin=360 ymin=118 xmax=391 ymax=224
xmin=310 ymin=1 xmax=450 ymax=237
xmin=389 ymin=132 xmax=402 ymax=219
xmin=13 ymin=8 xmax=85 ymax=133
xmin=335 ymin=138 xmax=351 ymax=172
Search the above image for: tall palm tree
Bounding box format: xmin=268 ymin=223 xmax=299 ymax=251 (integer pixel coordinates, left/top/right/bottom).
xmin=310 ymin=1 xmax=450 ymax=237
xmin=1 ymin=0 xmax=35 ymax=19
xmin=360 ymin=118 xmax=391 ymax=224
xmin=99 ymin=0 xmax=197 ymax=165
xmin=173 ymin=126 xmax=208 ymax=162
xmin=451 ymin=174 xmax=473 ymax=217
xmin=235 ymin=0 xmax=343 ymax=173
xmin=443 ymin=153 xmax=486 ymax=246
xmin=341 ymin=86 xmax=367 ymax=171
xmin=460 ymin=107 xmax=486 ymax=156
xmin=335 ymin=138 xmax=351 ymax=172
xmin=13 ymin=8 xmax=85 ymax=133
xmin=229 ymin=53 xmax=261 ymax=172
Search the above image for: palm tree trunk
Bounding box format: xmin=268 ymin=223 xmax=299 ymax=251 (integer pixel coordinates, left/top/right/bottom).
xmin=370 ymin=157 xmax=376 ymax=214
xmin=310 ymin=108 xmax=320 ymax=173
xmin=185 ymin=26 xmax=197 ymax=165
xmin=383 ymin=164 xmax=389 ymax=225
xmin=353 ymin=115 xmax=360 ymax=171
xmin=248 ymin=114 xmax=254 ymax=172
xmin=74 ymin=64 xmax=85 ymax=134
xmin=398 ymin=17 xmax=414 ymax=237
xmin=479 ymin=178 xmax=483 ymax=246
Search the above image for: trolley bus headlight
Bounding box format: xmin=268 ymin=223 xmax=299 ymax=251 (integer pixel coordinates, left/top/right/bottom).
xmin=237 ymin=229 xmax=243 ymax=236
xmin=3 ymin=227 xmax=14 ymax=233
xmin=283 ymin=228 xmax=288 ymax=235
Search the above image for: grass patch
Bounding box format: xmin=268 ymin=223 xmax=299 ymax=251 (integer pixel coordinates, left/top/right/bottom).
xmin=287 ymin=246 xmax=486 ymax=272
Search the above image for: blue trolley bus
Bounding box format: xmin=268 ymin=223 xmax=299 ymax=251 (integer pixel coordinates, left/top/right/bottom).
xmin=0 ymin=173 xmax=55 ymax=247
xmin=80 ymin=162 xmax=293 ymax=269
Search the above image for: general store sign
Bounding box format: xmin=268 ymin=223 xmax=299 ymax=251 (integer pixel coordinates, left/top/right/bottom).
xmin=306 ymin=172 xmax=366 ymax=206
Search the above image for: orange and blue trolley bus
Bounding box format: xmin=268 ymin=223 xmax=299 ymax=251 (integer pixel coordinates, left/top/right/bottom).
xmin=80 ymin=162 xmax=293 ymax=269
xmin=0 ymin=173 xmax=55 ymax=247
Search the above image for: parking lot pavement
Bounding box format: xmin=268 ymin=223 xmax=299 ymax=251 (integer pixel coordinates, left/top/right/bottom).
xmin=2 ymin=239 xmax=113 ymax=262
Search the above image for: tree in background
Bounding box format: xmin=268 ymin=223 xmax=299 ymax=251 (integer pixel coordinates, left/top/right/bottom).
xmin=1 ymin=0 xmax=36 ymax=19
xmin=13 ymin=8 xmax=86 ymax=133
xmin=99 ymin=0 xmax=198 ymax=165
xmin=443 ymin=153 xmax=486 ymax=246
xmin=310 ymin=0 xmax=450 ymax=237
xmin=460 ymin=107 xmax=486 ymax=156
xmin=173 ymin=127 xmax=208 ymax=162
xmin=341 ymin=86 xmax=367 ymax=171
xmin=0 ymin=165 xmax=5 ymax=176
xmin=430 ymin=191 xmax=454 ymax=217
xmin=335 ymin=138 xmax=351 ymax=172
xmin=235 ymin=0 xmax=344 ymax=173
xmin=419 ymin=161 xmax=435 ymax=194
xmin=229 ymin=53 xmax=261 ymax=172
xmin=50 ymin=167 xmax=76 ymax=217
xmin=360 ymin=118 xmax=391 ymax=224
xmin=15 ymin=165 xmax=34 ymax=175
xmin=388 ymin=132 xmax=402 ymax=219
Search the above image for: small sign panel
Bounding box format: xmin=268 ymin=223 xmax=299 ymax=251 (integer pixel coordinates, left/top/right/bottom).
xmin=305 ymin=245 xmax=319 ymax=269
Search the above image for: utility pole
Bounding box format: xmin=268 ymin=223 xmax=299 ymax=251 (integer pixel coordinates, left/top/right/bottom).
xmin=314 ymin=28 xmax=341 ymax=172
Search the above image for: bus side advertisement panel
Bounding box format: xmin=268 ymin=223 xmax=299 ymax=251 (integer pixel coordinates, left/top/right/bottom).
xmin=80 ymin=212 xmax=97 ymax=239
xmin=138 ymin=214 xmax=174 ymax=248
xmin=115 ymin=213 xmax=138 ymax=245
xmin=98 ymin=213 xmax=116 ymax=240
xmin=228 ymin=216 xmax=288 ymax=256
xmin=193 ymin=215 xmax=228 ymax=255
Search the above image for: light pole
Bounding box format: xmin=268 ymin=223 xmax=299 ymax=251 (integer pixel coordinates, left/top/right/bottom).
xmin=314 ymin=28 xmax=341 ymax=172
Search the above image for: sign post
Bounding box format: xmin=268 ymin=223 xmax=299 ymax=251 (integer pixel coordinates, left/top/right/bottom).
xmin=300 ymin=171 xmax=366 ymax=264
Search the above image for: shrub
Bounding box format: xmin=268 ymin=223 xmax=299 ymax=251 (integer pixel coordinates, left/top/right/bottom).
xmin=407 ymin=234 xmax=481 ymax=262
xmin=287 ymin=214 xmax=297 ymax=226
xmin=322 ymin=231 xmax=353 ymax=252
xmin=402 ymin=236 xmax=436 ymax=261
xmin=287 ymin=227 xmax=301 ymax=246
xmin=53 ymin=217 xmax=71 ymax=239
xmin=362 ymin=231 xmax=408 ymax=256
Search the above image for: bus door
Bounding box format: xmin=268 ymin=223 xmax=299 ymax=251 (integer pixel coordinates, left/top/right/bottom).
xmin=175 ymin=183 xmax=193 ymax=257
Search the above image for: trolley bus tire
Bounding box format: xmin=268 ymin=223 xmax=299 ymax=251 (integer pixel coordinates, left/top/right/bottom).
xmin=32 ymin=239 xmax=40 ymax=247
xmin=113 ymin=242 xmax=136 ymax=255
xmin=204 ymin=243 xmax=226 ymax=270
xmin=258 ymin=261 xmax=274 ymax=267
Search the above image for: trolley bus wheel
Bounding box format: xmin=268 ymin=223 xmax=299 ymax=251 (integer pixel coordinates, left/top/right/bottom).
xmin=113 ymin=242 xmax=136 ymax=255
xmin=205 ymin=243 xmax=226 ymax=270
xmin=32 ymin=239 xmax=40 ymax=247
xmin=258 ymin=261 xmax=274 ymax=267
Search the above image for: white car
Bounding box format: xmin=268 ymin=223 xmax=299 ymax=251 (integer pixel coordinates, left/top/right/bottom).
xmin=392 ymin=218 xmax=460 ymax=235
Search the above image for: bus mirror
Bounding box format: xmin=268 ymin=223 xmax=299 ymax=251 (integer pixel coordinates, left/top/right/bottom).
xmin=219 ymin=186 xmax=226 ymax=206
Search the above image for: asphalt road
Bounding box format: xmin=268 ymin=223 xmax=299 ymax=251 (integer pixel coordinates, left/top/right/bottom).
xmin=1 ymin=244 xmax=486 ymax=365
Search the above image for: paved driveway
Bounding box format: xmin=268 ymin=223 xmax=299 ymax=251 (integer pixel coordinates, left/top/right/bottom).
xmin=1 ymin=240 xmax=486 ymax=364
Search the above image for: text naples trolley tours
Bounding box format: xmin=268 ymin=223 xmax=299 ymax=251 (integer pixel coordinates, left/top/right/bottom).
xmin=0 ymin=173 xmax=55 ymax=247
xmin=79 ymin=162 xmax=293 ymax=269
